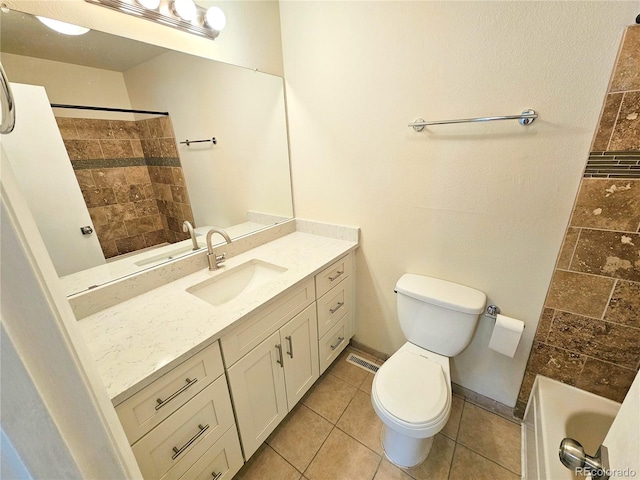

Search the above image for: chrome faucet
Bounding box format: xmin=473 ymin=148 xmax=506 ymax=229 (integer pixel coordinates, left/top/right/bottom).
xmin=205 ymin=228 xmax=232 ymax=270
xmin=182 ymin=221 xmax=199 ymax=251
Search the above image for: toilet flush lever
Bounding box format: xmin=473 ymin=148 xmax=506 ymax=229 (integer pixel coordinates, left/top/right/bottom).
xmin=559 ymin=438 xmax=610 ymax=480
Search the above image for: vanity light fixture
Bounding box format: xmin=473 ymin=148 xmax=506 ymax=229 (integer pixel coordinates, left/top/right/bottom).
xmin=136 ymin=0 xmax=161 ymax=9
xmin=36 ymin=16 xmax=90 ymax=35
xmin=172 ymin=0 xmax=196 ymax=21
xmin=205 ymin=6 xmax=225 ymax=31
xmin=83 ymin=0 xmax=224 ymax=40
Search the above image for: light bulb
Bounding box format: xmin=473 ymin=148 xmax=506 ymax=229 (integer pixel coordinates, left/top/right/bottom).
xmin=172 ymin=0 xmax=196 ymax=21
xmin=136 ymin=0 xmax=161 ymax=9
xmin=36 ymin=16 xmax=90 ymax=36
xmin=205 ymin=6 xmax=225 ymax=31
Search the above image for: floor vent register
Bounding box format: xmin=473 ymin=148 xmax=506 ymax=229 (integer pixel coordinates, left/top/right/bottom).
xmin=346 ymin=353 xmax=379 ymax=374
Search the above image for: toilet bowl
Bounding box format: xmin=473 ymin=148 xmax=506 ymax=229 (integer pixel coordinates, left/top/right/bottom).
xmin=371 ymin=342 xmax=452 ymax=467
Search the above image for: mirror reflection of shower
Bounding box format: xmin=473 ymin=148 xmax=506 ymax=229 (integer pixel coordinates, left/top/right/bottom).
xmin=54 ymin=105 xmax=195 ymax=259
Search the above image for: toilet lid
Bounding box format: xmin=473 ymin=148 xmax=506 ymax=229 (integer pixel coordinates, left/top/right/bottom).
xmin=375 ymin=351 xmax=448 ymax=425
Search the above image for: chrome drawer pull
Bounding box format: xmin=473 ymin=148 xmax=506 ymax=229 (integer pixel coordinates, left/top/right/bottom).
xmin=285 ymin=335 xmax=294 ymax=358
xmin=211 ymin=471 xmax=223 ymax=480
xmin=329 ymin=302 xmax=344 ymax=314
xmin=155 ymin=377 xmax=198 ymax=410
xmin=171 ymin=423 xmax=209 ymax=460
xmin=275 ymin=344 xmax=284 ymax=367
xmin=330 ymin=337 xmax=345 ymax=351
xmin=328 ymin=270 xmax=344 ymax=282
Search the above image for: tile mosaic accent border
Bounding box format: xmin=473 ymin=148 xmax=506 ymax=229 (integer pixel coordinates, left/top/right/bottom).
xmin=71 ymin=157 xmax=181 ymax=170
xmin=585 ymin=151 xmax=640 ymax=178
xmin=143 ymin=157 xmax=183 ymax=168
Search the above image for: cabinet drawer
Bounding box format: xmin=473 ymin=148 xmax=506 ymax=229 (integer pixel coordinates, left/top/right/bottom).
xmin=315 ymin=254 xmax=352 ymax=298
xmin=221 ymin=278 xmax=314 ymax=366
xmin=132 ymin=376 xmax=235 ymax=480
xmin=317 ymin=275 xmax=353 ymax=338
xmin=318 ymin=312 xmax=351 ymax=374
xmin=178 ymin=427 xmax=243 ymax=480
xmin=117 ymin=342 xmax=224 ymax=444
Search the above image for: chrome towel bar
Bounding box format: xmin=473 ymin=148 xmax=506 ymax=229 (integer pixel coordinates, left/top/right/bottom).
xmin=409 ymin=109 xmax=537 ymax=132
xmin=180 ymin=137 xmax=217 ymax=146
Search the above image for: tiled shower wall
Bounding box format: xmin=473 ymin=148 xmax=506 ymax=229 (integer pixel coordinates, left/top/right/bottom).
xmin=515 ymin=26 xmax=640 ymax=417
xmin=57 ymin=116 xmax=193 ymax=259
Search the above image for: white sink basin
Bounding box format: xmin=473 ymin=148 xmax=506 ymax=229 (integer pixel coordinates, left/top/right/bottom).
xmin=134 ymin=245 xmax=201 ymax=266
xmin=186 ymin=259 xmax=287 ymax=306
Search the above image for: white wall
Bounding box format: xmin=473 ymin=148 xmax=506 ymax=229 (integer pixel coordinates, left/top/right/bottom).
xmin=1 ymin=52 xmax=134 ymax=119
xmin=3 ymin=0 xmax=284 ymax=76
xmin=279 ymin=1 xmax=638 ymax=406
xmin=123 ymin=50 xmax=293 ymax=227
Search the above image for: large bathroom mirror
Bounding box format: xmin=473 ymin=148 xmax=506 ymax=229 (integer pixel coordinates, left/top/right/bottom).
xmin=0 ymin=8 xmax=294 ymax=295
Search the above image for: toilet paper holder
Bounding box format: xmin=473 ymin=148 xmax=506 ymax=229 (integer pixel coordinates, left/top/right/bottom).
xmin=485 ymin=305 xmax=501 ymax=320
xmin=485 ymin=305 xmax=526 ymax=329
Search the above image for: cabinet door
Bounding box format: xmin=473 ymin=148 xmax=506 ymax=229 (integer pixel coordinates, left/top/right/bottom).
xmin=281 ymin=304 xmax=319 ymax=411
xmin=227 ymin=331 xmax=287 ymax=459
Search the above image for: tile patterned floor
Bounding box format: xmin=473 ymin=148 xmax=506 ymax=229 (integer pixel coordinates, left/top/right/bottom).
xmin=234 ymin=347 xmax=521 ymax=480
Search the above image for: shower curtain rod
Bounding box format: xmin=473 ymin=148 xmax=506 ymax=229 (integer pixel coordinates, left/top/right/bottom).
xmin=50 ymin=104 xmax=169 ymax=116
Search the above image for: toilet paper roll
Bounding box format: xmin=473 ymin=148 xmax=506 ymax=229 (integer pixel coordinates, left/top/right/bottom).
xmin=488 ymin=313 xmax=524 ymax=357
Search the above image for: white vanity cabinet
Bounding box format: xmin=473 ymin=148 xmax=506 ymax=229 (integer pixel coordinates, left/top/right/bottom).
xmin=225 ymin=300 xmax=319 ymax=459
xmin=115 ymin=342 xmax=243 ymax=480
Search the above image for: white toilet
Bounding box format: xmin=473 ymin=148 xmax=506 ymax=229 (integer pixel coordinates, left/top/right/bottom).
xmin=371 ymin=274 xmax=486 ymax=468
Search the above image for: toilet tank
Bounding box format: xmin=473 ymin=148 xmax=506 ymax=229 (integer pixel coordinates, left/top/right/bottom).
xmin=395 ymin=274 xmax=486 ymax=357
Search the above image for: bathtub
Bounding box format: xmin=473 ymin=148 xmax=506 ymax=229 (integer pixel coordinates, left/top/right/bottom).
xmin=522 ymin=376 xmax=621 ymax=480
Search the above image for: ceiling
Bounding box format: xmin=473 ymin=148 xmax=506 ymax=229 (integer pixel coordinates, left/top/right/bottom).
xmin=0 ymin=9 xmax=168 ymax=72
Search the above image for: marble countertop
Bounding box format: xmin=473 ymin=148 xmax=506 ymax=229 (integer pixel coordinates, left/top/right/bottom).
xmin=77 ymin=231 xmax=357 ymax=405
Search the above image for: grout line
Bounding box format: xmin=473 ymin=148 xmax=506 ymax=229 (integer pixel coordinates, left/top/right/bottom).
xmin=463 ymin=399 xmax=520 ymax=425
xmin=446 ymin=441 xmax=458 ymax=480
xmin=549 ymin=307 xmax=640 ymax=331
xmin=554 ymin=225 xmax=640 ymax=235
xmin=545 ymin=302 xmax=613 ymax=323
xmin=606 ymin=91 xmax=626 ymax=150
xmin=602 ymin=278 xmax=619 ymax=320
xmin=535 ymin=339 xmax=638 ymax=372
xmin=267 ymin=444 xmax=304 ymax=477
xmin=544 ymin=309 xmax=556 ymax=344
xmin=553 ymin=268 xmax=619 ymax=282
xmin=300 ymin=424 xmax=335 ymax=477
xmin=453 ymin=387 xmax=520 ymax=424
xmin=566 ymin=227 xmax=582 ymax=272
xmin=455 ymin=442 xmax=522 ymax=477
xmin=608 ymin=88 xmax=640 ymax=95
xmin=370 ymin=455 xmax=383 ymax=480
xmin=457 ymin=400 xmax=522 ymax=475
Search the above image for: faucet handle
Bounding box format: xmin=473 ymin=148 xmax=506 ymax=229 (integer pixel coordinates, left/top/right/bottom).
xmin=207 ymin=252 xmax=226 ymax=270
